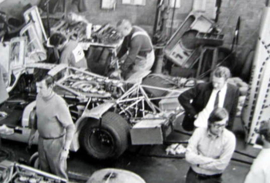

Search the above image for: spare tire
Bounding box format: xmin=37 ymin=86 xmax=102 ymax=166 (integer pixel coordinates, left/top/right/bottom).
xmin=79 ymin=112 xmax=130 ymax=160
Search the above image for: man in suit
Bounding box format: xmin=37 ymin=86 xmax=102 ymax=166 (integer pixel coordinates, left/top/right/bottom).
xmin=178 ymin=66 xmax=239 ymax=131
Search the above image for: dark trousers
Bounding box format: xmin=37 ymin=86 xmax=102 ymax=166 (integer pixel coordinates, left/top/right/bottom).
xmin=185 ymin=168 xmax=222 ymax=183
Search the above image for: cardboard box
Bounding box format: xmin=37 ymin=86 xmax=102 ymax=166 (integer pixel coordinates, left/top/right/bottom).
xmin=130 ymin=118 xmax=172 ymax=145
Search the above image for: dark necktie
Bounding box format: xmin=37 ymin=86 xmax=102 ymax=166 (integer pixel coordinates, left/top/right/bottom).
xmin=214 ymin=90 xmax=220 ymax=107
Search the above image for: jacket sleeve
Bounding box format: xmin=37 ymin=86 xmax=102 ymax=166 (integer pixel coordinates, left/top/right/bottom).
xmin=227 ymin=86 xmax=240 ymax=129
xmin=178 ymin=85 xmax=199 ymax=117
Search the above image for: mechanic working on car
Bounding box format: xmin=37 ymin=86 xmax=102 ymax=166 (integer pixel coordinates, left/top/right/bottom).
xmin=185 ymin=107 xmax=236 ymax=183
xmin=28 ymin=75 xmax=75 ymax=180
xmin=47 ymin=32 xmax=88 ymax=69
xmin=115 ymin=19 xmax=155 ymax=79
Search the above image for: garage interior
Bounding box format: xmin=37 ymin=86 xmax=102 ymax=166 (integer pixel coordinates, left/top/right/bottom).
xmin=0 ymin=0 xmax=268 ymax=182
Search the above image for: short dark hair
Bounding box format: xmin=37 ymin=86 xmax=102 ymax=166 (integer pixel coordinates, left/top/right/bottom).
xmin=36 ymin=75 xmax=54 ymax=87
xmin=212 ymin=66 xmax=231 ymax=80
xmin=208 ymin=107 xmax=228 ymax=124
xmin=257 ymin=120 xmax=270 ymax=142
xmin=49 ymin=33 xmax=67 ymax=47
xmin=116 ymin=19 xmax=132 ymax=28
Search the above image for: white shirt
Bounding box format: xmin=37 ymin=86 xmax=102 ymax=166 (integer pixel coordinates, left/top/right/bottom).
xmin=194 ymin=83 xmax=227 ymax=128
xmin=185 ymin=127 xmax=236 ymax=175
xmin=244 ymin=148 xmax=270 ymax=183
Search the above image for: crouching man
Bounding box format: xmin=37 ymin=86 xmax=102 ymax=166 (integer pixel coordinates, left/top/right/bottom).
xmin=185 ymin=107 xmax=236 ymax=183
xmin=28 ymin=75 xmax=75 ymax=180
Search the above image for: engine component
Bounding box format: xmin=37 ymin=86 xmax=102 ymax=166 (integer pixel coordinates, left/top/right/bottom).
xmin=0 ymin=160 xmax=67 ymax=183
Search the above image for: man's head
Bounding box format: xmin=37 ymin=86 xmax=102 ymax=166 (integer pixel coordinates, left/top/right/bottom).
xmin=48 ymin=33 xmax=68 ymax=50
xmin=116 ymin=19 xmax=132 ymax=37
xmin=255 ymin=120 xmax=270 ymax=146
xmin=36 ymin=75 xmax=54 ymax=98
xmin=212 ymin=66 xmax=231 ymax=90
xmin=208 ymin=107 xmax=229 ymax=136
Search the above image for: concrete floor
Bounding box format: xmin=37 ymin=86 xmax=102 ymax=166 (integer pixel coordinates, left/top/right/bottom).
xmin=0 ymin=117 xmax=260 ymax=183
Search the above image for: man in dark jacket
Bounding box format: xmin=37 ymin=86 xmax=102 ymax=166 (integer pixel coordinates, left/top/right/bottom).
xmin=178 ymin=66 xmax=239 ymax=131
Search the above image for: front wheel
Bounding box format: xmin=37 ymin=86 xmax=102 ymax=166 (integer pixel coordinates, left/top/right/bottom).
xmin=79 ymin=112 xmax=130 ymax=160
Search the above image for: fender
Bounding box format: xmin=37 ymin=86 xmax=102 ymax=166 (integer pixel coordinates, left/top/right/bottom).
xmin=75 ymin=101 xmax=115 ymax=129
xmin=71 ymin=101 xmax=115 ymax=151
xmin=22 ymin=101 xmax=36 ymax=128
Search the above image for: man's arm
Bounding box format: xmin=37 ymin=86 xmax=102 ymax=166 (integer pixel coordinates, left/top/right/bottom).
xmin=228 ymin=86 xmax=240 ymax=129
xmin=178 ymin=85 xmax=198 ymax=117
xmin=199 ymin=133 xmax=236 ymax=171
xmin=121 ymin=36 xmax=142 ymax=73
xmin=185 ymin=128 xmax=214 ymax=165
xmin=56 ymin=98 xmax=75 ymax=151
xmin=117 ymin=38 xmax=128 ymax=59
xmin=63 ymin=123 xmax=75 ymax=151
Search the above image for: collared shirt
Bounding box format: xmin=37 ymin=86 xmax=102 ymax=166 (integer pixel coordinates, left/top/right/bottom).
xmin=194 ymin=83 xmax=227 ymax=128
xmin=185 ymin=127 xmax=236 ymax=175
xmin=244 ymin=148 xmax=270 ymax=183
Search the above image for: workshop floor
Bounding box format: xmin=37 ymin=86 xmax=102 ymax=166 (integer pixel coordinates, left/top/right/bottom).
xmin=1 ymin=117 xmax=260 ymax=183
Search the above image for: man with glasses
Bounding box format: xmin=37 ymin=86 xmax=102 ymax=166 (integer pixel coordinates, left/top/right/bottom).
xmin=244 ymin=120 xmax=270 ymax=183
xmin=185 ymin=107 xmax=236 ymax=183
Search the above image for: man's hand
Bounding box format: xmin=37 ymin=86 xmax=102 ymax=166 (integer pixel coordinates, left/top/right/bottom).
xmin=60 ymin=149 xmax=69 ymax=161
xmin=110 ymin=69 xmax=122 ymax=79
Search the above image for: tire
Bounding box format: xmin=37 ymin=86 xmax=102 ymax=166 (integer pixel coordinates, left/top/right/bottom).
xmin=79 ymin=112 xmax=130 ymax=160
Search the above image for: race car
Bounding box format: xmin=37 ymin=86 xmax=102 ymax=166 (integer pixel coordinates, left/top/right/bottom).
xmin=0 ymin=39 xmax=184 ymax=161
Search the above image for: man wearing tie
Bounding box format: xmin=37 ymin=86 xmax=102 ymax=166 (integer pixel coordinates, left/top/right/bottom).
xmin=178 ymin=66 xmax=239 ymax=131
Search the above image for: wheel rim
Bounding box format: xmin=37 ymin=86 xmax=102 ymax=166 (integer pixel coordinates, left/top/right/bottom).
xmin=88 ymin=127 xmax=116 ymax=157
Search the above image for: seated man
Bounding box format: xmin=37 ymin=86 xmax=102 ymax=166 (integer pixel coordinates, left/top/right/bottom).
xmin=116 ymin=19 xmax=155 ymax=80
xmin=47 ymin=32 xmax=88 ymax=69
